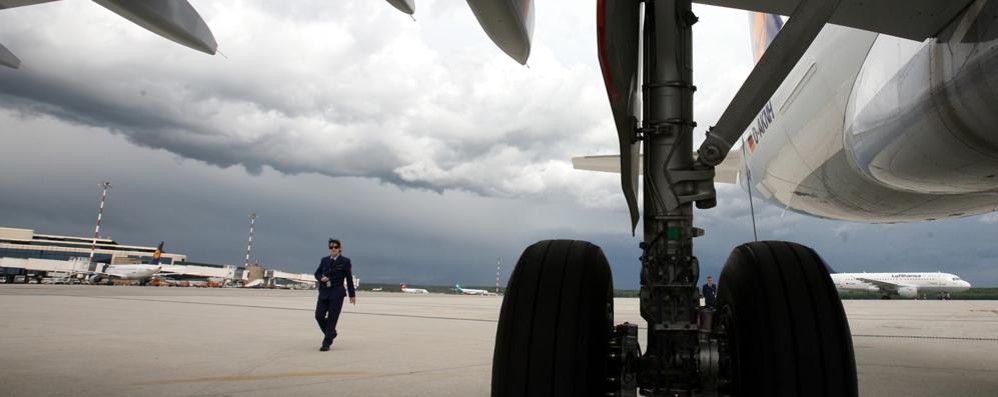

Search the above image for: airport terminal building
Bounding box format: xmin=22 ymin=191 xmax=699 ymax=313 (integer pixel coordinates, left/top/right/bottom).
xmin=1 ymin=226 xmax=318 ymax=287
xmin=0 ymin=226 xmax=186 ymax=265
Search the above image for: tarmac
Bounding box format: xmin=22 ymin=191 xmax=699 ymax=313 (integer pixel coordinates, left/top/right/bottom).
xmin=1 ymin=285 xmax=997 ymax=396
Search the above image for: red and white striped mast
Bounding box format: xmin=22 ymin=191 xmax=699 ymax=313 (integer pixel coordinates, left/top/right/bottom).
xmin=496 ymin=256 xmax=501 ymax=294
xmin=244 ymin=213 xmax=256 ymax=267
xmin=89 ymin=181 xmax=112 ymax=264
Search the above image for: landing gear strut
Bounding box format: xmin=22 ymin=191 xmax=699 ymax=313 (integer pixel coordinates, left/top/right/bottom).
xmin=493 ymin=0 xmax=857 ymax=395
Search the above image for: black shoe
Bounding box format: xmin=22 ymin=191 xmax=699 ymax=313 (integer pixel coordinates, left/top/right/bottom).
xmin=319 ymin=345 xmax=330 ymax=352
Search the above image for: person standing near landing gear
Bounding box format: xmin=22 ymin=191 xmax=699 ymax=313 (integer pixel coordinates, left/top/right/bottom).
xmin=702 ymin=275 xmax=717 ymax=309
xmin=314 ymin=239 xmax=356 ymax=351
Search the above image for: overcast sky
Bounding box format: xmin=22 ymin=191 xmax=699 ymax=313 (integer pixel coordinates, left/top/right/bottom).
xmin=1 ymin=0 xmax=996 ymax=288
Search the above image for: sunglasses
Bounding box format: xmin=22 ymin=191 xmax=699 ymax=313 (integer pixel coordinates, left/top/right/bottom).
xmin=329 ymin=246 xmax=341 ymax=249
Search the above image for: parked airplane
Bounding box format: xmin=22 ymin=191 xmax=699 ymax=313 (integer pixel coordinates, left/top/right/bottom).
xmin=242 ymin=279 xmax=266 ymax=288
xmin=0 ymin=0 xmax=217 ymax=69
xmin=455 ymin=284 xmax=495 ymax=296
xmin=89 ymin=241 xmax=165 ymax=284
xmin=400 ymin=283 xmax=428 ymax=294
xmin=829 ymin=267 xmax=972 ymax=300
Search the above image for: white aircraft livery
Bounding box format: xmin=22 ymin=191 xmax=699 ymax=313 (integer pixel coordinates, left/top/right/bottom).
xmin=89 ymin=241 xmax=165 ymax=284
xmin=827 ymin=266 xmax=972 ymax=299
xmin=575 ymin=5 xmax=998 ymax=223
xmin=400 ymin=283 xmax=428 ymax=294
xmin=455 ymin=284 xmax=495 ymax=296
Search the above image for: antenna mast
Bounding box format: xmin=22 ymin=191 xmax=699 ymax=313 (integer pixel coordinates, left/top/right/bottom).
xmin=496 ymin=256 xmax=501 ymax=294
xmin=244 ymin=213 xmax=256 ymax=267
xmin=89 ymin=182 xmax=112 ymax=264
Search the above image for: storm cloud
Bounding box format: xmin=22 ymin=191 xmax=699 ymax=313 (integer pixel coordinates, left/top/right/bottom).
xmin=1 ymin=1 xmax=996 ymax=287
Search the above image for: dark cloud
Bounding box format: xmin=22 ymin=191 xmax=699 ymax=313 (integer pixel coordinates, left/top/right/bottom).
xmin=0 ymin=0 xmax=620 ymax=206
xmin=2 ymin=2 xmax=997 ymax=288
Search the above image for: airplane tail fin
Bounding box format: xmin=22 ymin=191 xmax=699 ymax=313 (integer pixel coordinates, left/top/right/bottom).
xmin=748 ymin=12 xmax=784 ymax=63
xmin=150 ymin=241 xmax=164 ymax=266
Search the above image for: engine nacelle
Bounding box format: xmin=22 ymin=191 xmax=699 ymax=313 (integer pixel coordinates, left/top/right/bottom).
xmin=897 ymin=286 xmax=918 ymax=299
xmin=845 ymin=34 xmax=998 ymax=195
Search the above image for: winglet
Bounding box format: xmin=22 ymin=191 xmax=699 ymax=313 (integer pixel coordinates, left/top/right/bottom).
xmin=466 ymin=0 xmax=534 ymax=64
xmin=385 ymin=0 xmax=415 ymax=15
xmin=93 ymin=0 xmax=218 ymax=55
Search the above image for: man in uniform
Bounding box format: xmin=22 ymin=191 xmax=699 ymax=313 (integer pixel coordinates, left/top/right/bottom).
xmin=314 ymin=238 xmax=356 ymax=351
xmin=702 ymin=275 xmax=717 ymax=309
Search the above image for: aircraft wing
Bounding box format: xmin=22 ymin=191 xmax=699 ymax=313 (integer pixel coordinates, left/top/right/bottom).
xmin=0 ymin=0 xmax=58 ymax=8
xmin=571 ymin=150 xmax=743 ymax=184
xmin=855 ymin=277 xmax=902 ymax=293
xmin=1 ymin=0 xmax=217 ymax=69
xmin=79 ymin=270 xmax=119 ymax=280
xmin=0 ymin=0 xmax=58 ymax=68
xmin=693 ymin=0 xmax=973 ymax=41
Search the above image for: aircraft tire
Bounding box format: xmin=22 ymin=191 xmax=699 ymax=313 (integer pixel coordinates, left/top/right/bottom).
xmin=491 ymin=240 xmax=613 ymax=397
xmin=717 ymin=241 xmax=857 ymax=396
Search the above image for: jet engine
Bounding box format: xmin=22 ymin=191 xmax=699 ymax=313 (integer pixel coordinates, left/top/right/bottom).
xmin=897 ymin=286 xmax=918 ymax=299
xmin=845 ymin=34 xmax=998 ymax=195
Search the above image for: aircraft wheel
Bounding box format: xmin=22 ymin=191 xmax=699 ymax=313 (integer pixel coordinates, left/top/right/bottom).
xmin=716 ymin=241 xmax=857 ymax=396
xmin=491 ymin=240 xmax=613 ymax=397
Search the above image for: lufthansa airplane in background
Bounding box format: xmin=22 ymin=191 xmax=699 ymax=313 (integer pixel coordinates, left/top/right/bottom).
xmin=89 ymin=242 xmax=166 ymax=284
xmin=827 ymin=266 xmax=972 ymax=299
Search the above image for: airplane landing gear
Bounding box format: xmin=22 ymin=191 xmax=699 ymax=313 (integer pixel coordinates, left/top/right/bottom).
xmin=493 ymin=0 xmax=859 ymax=394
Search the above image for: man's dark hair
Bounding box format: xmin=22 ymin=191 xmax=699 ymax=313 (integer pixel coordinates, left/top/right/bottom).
xmin=328 ymin=238 xmax=341 ymax=248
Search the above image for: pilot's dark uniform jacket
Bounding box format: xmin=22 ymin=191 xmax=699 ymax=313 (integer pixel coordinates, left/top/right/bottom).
xmin=702 ymin=282 xmax=717 ymax=308
xmin=314 ymin=255 xmax=355 ymax=348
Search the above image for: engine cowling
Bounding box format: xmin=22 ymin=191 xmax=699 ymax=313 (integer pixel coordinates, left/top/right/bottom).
xmin=845 ymin=35 xmax=998 ymax=195
xmin=897 ymin=286 xmax=918 ymax=299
